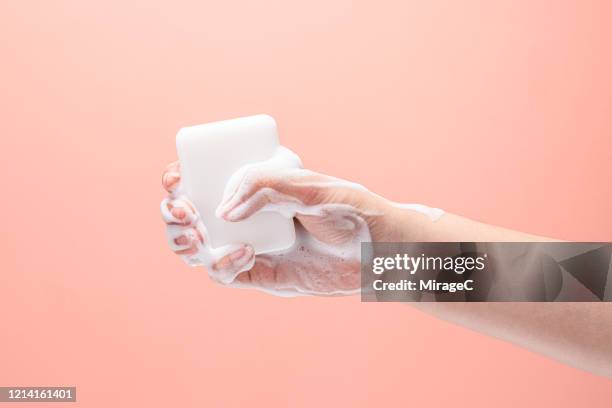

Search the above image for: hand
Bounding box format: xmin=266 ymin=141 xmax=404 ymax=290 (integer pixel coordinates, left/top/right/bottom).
xmin=161 ymin=147 xmax=443 ymax=296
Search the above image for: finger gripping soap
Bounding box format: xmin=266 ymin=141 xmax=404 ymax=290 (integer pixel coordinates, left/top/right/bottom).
xmin=176 ymin=114 xmax=296 ymax=254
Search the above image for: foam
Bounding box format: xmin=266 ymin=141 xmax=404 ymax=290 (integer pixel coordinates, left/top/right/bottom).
xmin=390 ymin=203 xmax=445 ymax=222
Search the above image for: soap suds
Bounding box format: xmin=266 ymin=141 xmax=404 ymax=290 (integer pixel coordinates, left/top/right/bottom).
xmin=390 ymin=202 xmax=445 ymax=221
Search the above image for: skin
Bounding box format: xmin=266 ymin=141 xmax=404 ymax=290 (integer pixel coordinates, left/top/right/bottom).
xmin=161 ymin=160 xmax=612 ymax=378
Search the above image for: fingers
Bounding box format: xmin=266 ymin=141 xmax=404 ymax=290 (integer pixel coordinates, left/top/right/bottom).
xmin=160 ymin=185 xmax=257 ymax=280
xmin=162 ymin=194 xmax=207 ymax=266
xmin=213 ymin=145 xmax=372 ymax=223
xmin=165 ymin=223 xmax=205 ymax=253
xmin=215 ymin=167 xmax=327 ymax=221
xmin=165 ymin=217 xmax=255 ymax=278
xmin=160 ymin=196 xmax=198 ymax=226
xmin=214 ymin=146 xmax=303 ymax=220
xmin=208 ymin=244 xmax=255 ymax=284
xmin=215 ymin=167 xmax=370 ymax=223
xmin=162 ymin=161 xmax=181 ymax=193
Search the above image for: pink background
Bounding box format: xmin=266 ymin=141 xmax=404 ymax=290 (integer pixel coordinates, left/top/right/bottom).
xmin=1 ymin=0 xmax=611 ymax=407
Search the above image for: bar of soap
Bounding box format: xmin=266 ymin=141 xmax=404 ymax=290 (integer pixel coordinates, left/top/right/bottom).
xmin=176 ymin=114 xmax=296 ymax=254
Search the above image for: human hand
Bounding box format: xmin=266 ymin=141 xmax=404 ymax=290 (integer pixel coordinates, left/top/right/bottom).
xmin=161 ymin=147 xmax=443 ymax=296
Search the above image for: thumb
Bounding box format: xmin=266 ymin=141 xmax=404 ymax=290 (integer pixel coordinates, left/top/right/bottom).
xmin=215 ymin=165 xmax=371 ymax=222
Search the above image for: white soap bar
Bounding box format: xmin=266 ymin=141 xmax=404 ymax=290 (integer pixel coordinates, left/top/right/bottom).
xmin=176 ymin=114 xmax=296 ymax=254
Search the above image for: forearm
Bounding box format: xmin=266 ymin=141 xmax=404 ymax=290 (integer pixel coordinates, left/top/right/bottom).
xmin=392 ymin=209 xmax=611 ymax=377
xmin=412 ymin=302 xmax=612 ymax=378
xmin=396 ymin=210 xmax=557 ymax=242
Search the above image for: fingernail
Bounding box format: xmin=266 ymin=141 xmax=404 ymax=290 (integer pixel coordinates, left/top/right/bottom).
xmin=163 ymin=172 xmax=180 ymax=188
xmin=215 ymin=197 xmax=235 ymax=219
xmin=171 ymin=207 xmax=186 ymax=219
xmin=214 ymin=205 xmax=227 ymax=219
xmin=174 ymin=235 xmax=190 ymax=245
xmin=223 ymin=210 xmax=237 ymax=221
xmin=223 ymin=205 xmax=244 ymax=221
